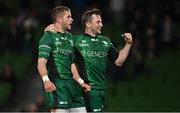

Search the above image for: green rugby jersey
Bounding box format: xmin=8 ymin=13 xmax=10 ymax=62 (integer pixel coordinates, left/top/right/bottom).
xmin=74 ymin=34 xmax=119 ymax=89
xmin=38 ymin=31 xmax=74 ymax=80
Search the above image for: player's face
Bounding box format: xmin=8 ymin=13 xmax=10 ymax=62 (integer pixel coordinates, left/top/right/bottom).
xmin=61 ymin=11 xmax=73 ymax=30
xmin=89 ymin=14 xmax=103 ymax=34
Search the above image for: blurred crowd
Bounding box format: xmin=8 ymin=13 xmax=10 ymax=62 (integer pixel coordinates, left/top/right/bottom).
xmin=0 ymin=0 xmax=179 ymax=53
xmin=0 ymin=0 xmax=180 ymax=111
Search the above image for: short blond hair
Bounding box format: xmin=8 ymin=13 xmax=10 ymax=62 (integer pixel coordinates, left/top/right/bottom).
xmin=51 ymin=6 xmax=70 ymax=23
xmin=81 ymin=9 xmax=101 ymax=28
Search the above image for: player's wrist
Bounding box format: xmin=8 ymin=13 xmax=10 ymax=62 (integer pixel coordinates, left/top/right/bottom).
xmin=77 ymin=78 xmax=84 ymax=85
xmin=126 ymin=42 xmax=132 ymax=46
xmin=42 ymin=75 xmax=50 ymax=83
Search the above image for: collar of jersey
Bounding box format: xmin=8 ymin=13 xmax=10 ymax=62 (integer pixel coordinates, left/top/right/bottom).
xmin=84 ymin=33 xmax=97 ymax=38
xmin=57 ymin=31 xmax=67 ymax=35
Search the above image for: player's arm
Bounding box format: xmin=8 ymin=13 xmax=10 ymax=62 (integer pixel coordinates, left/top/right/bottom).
xmin=71 ymin=63 xmax=91 ymax=92
xmin=37 ymin=32 xmax=56 ymax=92
xmin=115 ymin=33 xmax=133 ymax=66
xmin=37 ymin=58 xmax=56 ymax=92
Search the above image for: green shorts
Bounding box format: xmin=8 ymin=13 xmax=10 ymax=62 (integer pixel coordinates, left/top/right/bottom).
xmin=46 ymin=79 xmax=85 ymax=109
xmin=85 ymin=89 xmax=106 ymax=112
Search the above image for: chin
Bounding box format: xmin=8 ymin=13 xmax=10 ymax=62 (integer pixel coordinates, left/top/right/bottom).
xmin=67 ymin=27 xmax=71 ymax=30
xmin=98 ymin=31 xmax=101 ymax=34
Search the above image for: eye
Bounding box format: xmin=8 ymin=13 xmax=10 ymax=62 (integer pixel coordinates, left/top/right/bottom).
xmin=97 ymin=21 xmax=101 ymax=24
xmin=67 ymin=15 xmax=71 ymax=18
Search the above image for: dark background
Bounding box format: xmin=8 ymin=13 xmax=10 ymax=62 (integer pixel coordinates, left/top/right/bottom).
xmin=0 ymin=0 xmax=180 ymax=112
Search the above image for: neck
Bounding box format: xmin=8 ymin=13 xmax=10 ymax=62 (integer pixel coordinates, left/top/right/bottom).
xmin=85 ymin=28 xmax=96 ymax=37
xmin=54 ymin=23 xmax=65 ymax=33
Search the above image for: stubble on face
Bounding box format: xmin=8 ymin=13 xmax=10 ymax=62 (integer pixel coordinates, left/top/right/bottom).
xmin=61 ymin=11 xmax=73 ymax=30
xmin=90 ymin=14 xmax=103 ymax=34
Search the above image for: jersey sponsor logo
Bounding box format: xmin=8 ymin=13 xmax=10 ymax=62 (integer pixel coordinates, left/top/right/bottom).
xmin=59 ymin=101 xmax=68 ymax=104
xmin=53 ymin=48 xmax=72 ymax=55
xmin=102 ymin=41 xmax=109 ymax=47
xmin=55 ymin=38 xmax=73 ymax=47
xmin=93 ymin=104 xmax=104 ymax=112
xmin=93 ymin=108 xmax=102 ymax=112
xmin=81 ymin=50 xmax=107 ymax=57
xmin=79 ymin=40 xmax=89 ymax=47
xmin=91 ymin=38 xmax=99 ymax=41
xmin=55 ymin=37 xmax=62 ymax=46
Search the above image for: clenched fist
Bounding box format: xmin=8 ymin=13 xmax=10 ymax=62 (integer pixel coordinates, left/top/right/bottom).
xmin=123 ymin=33 xmax=133 ymax=44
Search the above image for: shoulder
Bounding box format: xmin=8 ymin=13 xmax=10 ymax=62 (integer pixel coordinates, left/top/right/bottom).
xmin=98 ymin=35 xmax=114 ymax=48
xmin=98 ymin=35 xmax=108 ymax=39
xmin=65 ymin=31 xmax=72 ymax=36
xmin=39 ymin=31 xmax=54 ymax=43
xmin=40 ymin=31 xmax=51 ymax=40
xmin=97 ymin=35 xmax=111 ymax=42
xmin=73 ymin=34 xmax=84 ymax=41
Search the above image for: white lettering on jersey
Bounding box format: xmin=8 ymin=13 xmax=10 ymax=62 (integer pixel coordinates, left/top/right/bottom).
xmin=59 ymin=101 xmax=68 ymax=104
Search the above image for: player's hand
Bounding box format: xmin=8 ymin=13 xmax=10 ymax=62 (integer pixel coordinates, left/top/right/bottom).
xmin=44 ymin=24 xmax=56 ymax=32
xmin=44 ymin=80 xmax=56 ymax=92
xmin=81 ymin=83 xmax=91 ymax=92
xmin=123 ymin=33 xmax=133 ymax=44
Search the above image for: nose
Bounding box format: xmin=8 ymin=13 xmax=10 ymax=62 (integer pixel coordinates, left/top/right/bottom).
xmin=71 ymin=18 xmax=73 ymax=22
xmin=100 ymin=23 xmax=103 ymax=27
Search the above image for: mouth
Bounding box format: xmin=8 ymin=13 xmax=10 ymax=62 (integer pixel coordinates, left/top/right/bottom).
xmin=68 ymin=24 xmax=72 ymax=28
xmin=97 ymin=27 xmax=101 ymax=31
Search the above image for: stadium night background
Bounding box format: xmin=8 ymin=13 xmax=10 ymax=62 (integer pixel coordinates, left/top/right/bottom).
xmin=0 ymin=0 xmax=180 ymax=112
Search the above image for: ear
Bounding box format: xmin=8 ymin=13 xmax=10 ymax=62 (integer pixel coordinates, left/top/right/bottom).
xmin=57 ymin=17 xmax=62 ymax=23
xmin=85 ymin=22 xmax=91 ymax=28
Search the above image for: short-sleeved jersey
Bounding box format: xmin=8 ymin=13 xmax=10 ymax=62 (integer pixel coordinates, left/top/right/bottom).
xmin=38 ymin=31 xmax=74 ymax=80
xmin=74 ymin=34 xmax=119 ymax=89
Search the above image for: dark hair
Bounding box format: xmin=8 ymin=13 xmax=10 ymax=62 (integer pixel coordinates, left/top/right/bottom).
xmin=81 ymin=8 xmax=101 ymax=28
xmin=51 ymin=6 xmax=70 ymax=23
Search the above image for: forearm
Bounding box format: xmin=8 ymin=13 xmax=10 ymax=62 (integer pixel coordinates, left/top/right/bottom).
xmin=71 ymin=63 xmax=81 ymax=80
xmin=37 ymin=58 xmax=48 ymax=77
xmin=37 ymin=58 xmax=51 ymax=83
xmin=71 ymin=63 xmax=84 ymax=85
xmin=71 ymin=64 xmax=91 ymax=92
xmin=115 ymin=43 xmax=132 ymax=66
